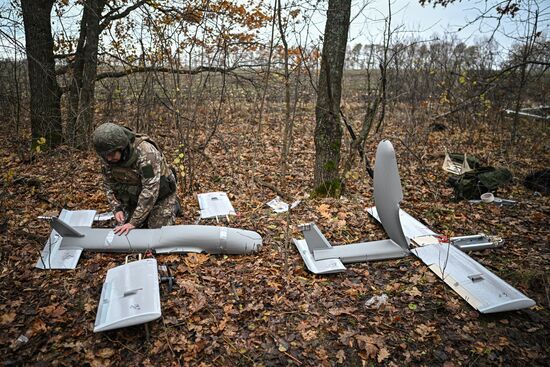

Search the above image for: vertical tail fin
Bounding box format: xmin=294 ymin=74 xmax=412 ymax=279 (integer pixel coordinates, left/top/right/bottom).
xmin=51 ymin=217 xmax=85 ymax=237
xmin=373 ymin=140 xmax=410 ymax=250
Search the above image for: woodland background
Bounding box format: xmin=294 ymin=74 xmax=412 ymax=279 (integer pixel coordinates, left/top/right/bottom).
xmin=0 ymin=0 xmax=549 ymax=365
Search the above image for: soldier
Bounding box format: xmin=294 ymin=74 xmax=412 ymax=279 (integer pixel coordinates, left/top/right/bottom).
xmin=92 ymin=123 xmax=178 ymax=235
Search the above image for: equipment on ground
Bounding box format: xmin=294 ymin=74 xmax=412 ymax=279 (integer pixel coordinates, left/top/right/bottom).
xmin=293 ymin=140 xmax=535 ymax=313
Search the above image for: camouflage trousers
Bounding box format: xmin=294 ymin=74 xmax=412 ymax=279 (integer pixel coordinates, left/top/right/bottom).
xmin=127 ymin=191 xmax=177 ymax=229
xmin=147 ymin=191 xmax=177 ymax=228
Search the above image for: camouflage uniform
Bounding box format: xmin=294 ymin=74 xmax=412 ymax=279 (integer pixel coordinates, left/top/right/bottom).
xmin=94 ymin=124 xmax=177 ymax=229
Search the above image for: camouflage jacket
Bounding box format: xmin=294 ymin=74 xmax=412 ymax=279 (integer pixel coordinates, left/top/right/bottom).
xmin=102 ymin=137 xmax=175 ymax=227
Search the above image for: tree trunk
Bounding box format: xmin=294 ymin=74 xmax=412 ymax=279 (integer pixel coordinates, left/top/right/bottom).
xmin=21 ymin=0 xmax=63 ymax=148
xmin=313 ymin=0 xmax=351 ymax=197
xmin=68 ymin=0 xmax=105 ymax=149
xmin=66 ymin=7 xmax=88 ymax=147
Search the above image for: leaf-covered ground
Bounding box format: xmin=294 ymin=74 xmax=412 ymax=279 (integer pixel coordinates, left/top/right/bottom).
xmin=1 ymin=110 xmax=548 ymax=366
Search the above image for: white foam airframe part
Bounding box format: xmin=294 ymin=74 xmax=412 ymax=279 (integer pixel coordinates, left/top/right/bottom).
xmin=412 ymin=244 xmax=535 ymax=313
xmin=36 ymin=209 xmax=96 ymax=269
xmin=37 ymin=209 xmax=262 ymax=269
xmin=313 ymin=239 xmax=408 ymax=263
xmin=293 ymin=221 xmax=408 ymax=274
xmin=293 ymin=239 xmax=346 ymax=274
xmin=367 ymin=207 xmax=437 ymax=239
xmin=198 ymin=192 xmax=236 ymax=219
xmin=94 ymin=258 xmax=161 ymax=332
xmin=57 ymin=222 xmax=262 ymax=255
xmin=373 ymin=140 xmax=410 ymax=250
xmin=292 ymin=140 xmax=535 ymax=312
xmin=292 ymin=140 xmax=412 ymax=275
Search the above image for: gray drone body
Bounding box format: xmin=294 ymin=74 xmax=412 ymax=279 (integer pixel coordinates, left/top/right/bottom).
xmin=294 ymin=140 xmax=535 ymax=313
xmin=37 ymin=213 xmax=262 ymax=270
xmin=52 ymin=218 xmax=262 ymax=255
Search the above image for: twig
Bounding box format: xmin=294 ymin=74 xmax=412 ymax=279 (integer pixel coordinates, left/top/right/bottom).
xmin=104 ymin=335 xmax=145 ymax=356
xmin=394 ymin=137 xmax=439 ymax=201
xmin=222 ymin=337 xmax=254 ymax=363
xmin=253 ymin=176 xmax=292 ymax=202
xmin=160 ymin=316 xmax=178 ymax=361
xmin=281 ymin=350 xmax=302 ymax=365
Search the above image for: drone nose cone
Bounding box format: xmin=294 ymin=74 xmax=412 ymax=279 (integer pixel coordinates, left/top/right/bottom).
xmin=243 ymin=230 xmax=263 ymax=253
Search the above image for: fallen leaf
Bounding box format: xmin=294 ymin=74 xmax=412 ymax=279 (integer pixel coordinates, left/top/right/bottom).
xmin=40 ymin=305 xmax=67 ymax=321
xmin=405 ymin=286 xmax=422 ymax=297
xmin=97 ymin=347 xmax=115 ymax=358
xmin=329 ymin=307 xmax=357 ymax=316
xmin=377 ymin=347 xmax=390 ymax=363
xmin=27 ymin=318 xmax=48 ymax=337
xmin=184 ymin=253 xmax=210 ymax=268
xmin=318 ymin=204 xmax=331 ymax=220
xmin=415 ymin=324 xmax=436 ymax=340
xmin=1 ymin=312 xmax=16 ymax=324
xmin=336 ymin=349 xmax=346 ymax=363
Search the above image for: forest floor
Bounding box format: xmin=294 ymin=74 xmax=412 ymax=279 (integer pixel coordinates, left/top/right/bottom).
xmin=0 ymin=106 xmax=549 ymax=366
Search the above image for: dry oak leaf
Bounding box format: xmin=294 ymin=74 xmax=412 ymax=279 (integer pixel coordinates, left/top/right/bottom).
xmin=415 ymin=323 xmax=436 ymax=340
xmin=27 ymin=318 xmax=48 ymax=337
xmin=405 ymin=286 xmax=422 ymax=297
xmin=355 ymin=335 xmax=379 ymax=359
xmin=318 ymin=204 xmax=332 ymax=220
xmin=40 ymin=304 xmax=66 ymax=321
xmin=184 ymin=253 xmax=210 ymax=268
xmin=1 ymin=312 xmax=16 ymax=324
xmin=377 ymin=347 xmax=390 ymax=363
xmin=329 ymin=307 xmax=357 ymax=316
xmin=301 ymin=329 xmax=317 ymax=341
xmin=336 ymin=349 xmax=346 ymax=363
xmin=97 ymin=347 xmax=116 ymax=358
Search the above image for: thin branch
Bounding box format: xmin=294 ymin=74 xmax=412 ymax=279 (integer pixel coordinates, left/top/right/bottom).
xmin=99 ymin=0 xmax=147 ymax=31
xmin=95 ymin=65 xmax=238 ymax=81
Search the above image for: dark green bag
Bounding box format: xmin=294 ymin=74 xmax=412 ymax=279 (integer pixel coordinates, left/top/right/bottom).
xmin=447 ymin=167 xmax=513 ymax=200
xmin=448 ymin=153 xmax=482 ymax=169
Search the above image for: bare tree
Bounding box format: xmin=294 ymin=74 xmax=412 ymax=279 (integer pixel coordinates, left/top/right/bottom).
xmin=313 ymin=0 xmax=351 ymax=197
xmin=20 ymin=0 xmax=63 ymax=148
xmin=66 ymin=0 xmax=107 ymax=149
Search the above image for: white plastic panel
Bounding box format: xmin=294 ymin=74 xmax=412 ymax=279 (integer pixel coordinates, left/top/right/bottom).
xmin=412 ymin=244 xmax=535 ymax=313
xmin=293 ymin=239 xmax=346 ymax=274
xmin=373 ymin=140 xmax=409 ymax=250
xmin=294 ymin=223 xmax=407 ymax=272
xmin=368 ymin=207 xmax=437 ymax=239
xmin=94 ymin=212 xmax=114 ymax=221
xmin=198 ymin=192 xmax=236 ymax=219
xmin=36 ymin=209 xmax=96 ymax=269
xmin=94 ymin=258 xmax=161 ymax=332
xmin=266 ymin=197 xmax=301 ymax=213
xmin=313 ymin=239 xmax=408 ymax=263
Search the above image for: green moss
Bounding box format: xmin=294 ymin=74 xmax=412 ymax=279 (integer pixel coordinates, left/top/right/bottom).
xmin=312 ymin=179 xmax=342 ymax=198
xmin=505 ymin=268 xmax=546 ymax=289
xmin=323 ymin=160 xmax=337 ymax=171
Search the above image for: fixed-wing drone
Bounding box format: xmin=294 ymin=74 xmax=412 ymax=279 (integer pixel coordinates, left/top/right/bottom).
xmin=294 ymin=140 xmax=535 ymax=314
xmin=36 ymin=209 xmax=262 ymax=332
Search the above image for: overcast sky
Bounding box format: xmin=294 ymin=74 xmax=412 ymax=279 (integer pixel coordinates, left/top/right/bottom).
xmin=294 ymin=0 xmax=549 ymax=50
xmin=1 ymin=0 xmax=547 ymax=58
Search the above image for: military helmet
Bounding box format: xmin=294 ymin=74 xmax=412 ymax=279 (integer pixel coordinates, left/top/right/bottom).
xmin=92 ymin=123 xmax=130 ymax=155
